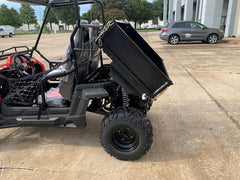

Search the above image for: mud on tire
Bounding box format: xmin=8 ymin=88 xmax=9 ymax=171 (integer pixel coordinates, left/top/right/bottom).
xmin=99 ymin=107 xmax=153 ymax=160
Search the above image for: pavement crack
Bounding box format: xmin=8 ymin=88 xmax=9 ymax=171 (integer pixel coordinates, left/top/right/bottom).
xmin=0 ymin=160 xmax=3 ymax=178
xmin=165 ymin=47 xmax=240 ymax=130
xmin=0 ymin=167 xmax=34 ymax=171
xmin=0 ymin=128 xmax=23 ymax=142
xmin=185 ymin=69 xmax=240 ymax=130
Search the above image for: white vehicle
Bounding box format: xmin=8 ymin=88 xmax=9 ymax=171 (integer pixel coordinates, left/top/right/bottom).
xmin=0 ymin=25 xmax=15 ymax=38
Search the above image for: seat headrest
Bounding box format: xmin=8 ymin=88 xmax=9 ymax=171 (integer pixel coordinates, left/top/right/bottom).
xmin=91 ymin=21 xmax=100 ymax=26
xmin=80 ymin=20 xmax=89 ymax=25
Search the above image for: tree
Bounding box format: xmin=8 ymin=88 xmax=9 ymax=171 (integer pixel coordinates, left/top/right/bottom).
xmin=0 ymin=4 xmax=9 ymax=25
xmin=125 ymin=0 xmax=153 ymax=29
xmin=81 ymin=12 xmax=90 ymax=23
xmin=19 ymin=4 xmax=37 ymax=31
xmin=104 ymin=0 xmax=129 ymax=10
xmin=53 ymin=6 xmax=76 ymax=30
xmin=44 ymin=7 xmax=58 ymax=30
xmin=9 ymin=8 xmax=22 ymax=28
xmin=152 ymin=0 xmax=163 ymax=22
xmin=105 ymin=9 xmax=126 ymax=22
xmin=88 ymin=0 xmax=129 ymax=22
xmin=0 ymin=4 xmax=22 ymax=28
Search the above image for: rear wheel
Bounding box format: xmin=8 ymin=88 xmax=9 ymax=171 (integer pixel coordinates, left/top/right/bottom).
xmin=99 ymin=107 xmax=153 ymax=160
xmin=168 ymin=35 xmax=179 ymax=45
xmin=207 ymin=34 xmax=218 ymax=44
xmin=9 ymin=33 xmax=13 ymax=37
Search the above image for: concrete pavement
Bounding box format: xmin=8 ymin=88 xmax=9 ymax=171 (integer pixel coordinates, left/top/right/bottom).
xmin=0 ymin=32 xmax=240 ymax=179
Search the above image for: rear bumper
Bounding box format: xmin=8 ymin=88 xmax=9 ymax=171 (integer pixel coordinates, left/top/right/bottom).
xmin=160 ymin=33 xmax=168 ymax=41
xmin=219 ymin=33 xmax=224 ymax=40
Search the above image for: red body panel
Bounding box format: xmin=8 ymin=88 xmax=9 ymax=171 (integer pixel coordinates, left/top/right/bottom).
xmin=0 ymin=55 xmax=45 ymax=100
xmin=0 ymin=54 xmax=45 ymax=73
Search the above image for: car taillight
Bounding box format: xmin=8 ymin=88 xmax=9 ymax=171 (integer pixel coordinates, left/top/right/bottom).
xmin=162 ymin=29 xmax=168 ymax=32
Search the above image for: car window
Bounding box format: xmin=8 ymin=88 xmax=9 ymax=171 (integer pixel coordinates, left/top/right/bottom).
xmin=191 ymin=22 xmax=205 ymax=28
xmin=0 ymin=28 xmax=3 ymax=31
xmin=172 ymin=23 xmax=181 ymax=28
xmin=182 ymin=22 xmax=191 ymax=28
xmin=164 ymin=23 xmax=170 ymax=28
xmin=172 ymin=22 xmax=190 ymax=28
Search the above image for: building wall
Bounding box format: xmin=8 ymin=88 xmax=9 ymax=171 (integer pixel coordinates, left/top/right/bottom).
xmin=222 ymin=0 xmax=229 ymax=17
xmin=200 ymin=0 xmax=223 ymax=29
xmin=233 ymin=0 xmax=240 ymax=36
xmin=168 ymin=0 xmax=174 ymax=22
xmin=184 ymin=0 xmax=194 ymax=21
xmin=16 ymin=20 xmax=74 ymax=32
xmin=225 ymin=0 xmax=238 ymax=36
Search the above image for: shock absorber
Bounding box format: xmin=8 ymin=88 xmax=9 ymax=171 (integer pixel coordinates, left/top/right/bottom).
xmin=121 ymin=88 xmax=129 ymax=107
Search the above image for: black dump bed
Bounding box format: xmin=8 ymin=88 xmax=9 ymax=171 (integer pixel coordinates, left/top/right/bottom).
xmin=96 ymin=20 xmax=173 ymax=98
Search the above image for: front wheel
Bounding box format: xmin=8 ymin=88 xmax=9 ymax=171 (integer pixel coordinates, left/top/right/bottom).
xmin=168 ymin=35 xmax=179 ymax=45
xmin=207 ymin=34 xmax=218 ymax=44
xmin=99 ymin=107 xmax=153 ymax=160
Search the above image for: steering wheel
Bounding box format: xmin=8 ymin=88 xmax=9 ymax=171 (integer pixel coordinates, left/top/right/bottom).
xmin=13 ymin=54 xmax=35 ymax=76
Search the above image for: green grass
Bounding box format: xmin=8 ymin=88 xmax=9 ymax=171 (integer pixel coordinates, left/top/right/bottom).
xmin=14 ymin=29 xmax=159 ymax=36
xmin=15 ymin=31 xmax=39 ymax=35
xmin=137 ymin=29 xmax=160 ymax=32
xmin=55 ymin=30 xmax=71 ymax=33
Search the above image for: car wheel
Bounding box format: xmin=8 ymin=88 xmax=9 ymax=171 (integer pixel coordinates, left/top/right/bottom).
xmin=169 ymin=35 xmax=179 ymax=45
xmin=99 ymin=107 xmax=153 ymax=160
xmin=2 ymin=36 xmax=4 ymax=38
xmin=207 ymin=34 xmax=218 ymax=44
xmin=9 ymin=33 xmax=13 ymax=37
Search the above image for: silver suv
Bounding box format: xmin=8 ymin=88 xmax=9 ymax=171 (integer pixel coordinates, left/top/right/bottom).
xmin=160 ymin=21 xmax=224 ymax=45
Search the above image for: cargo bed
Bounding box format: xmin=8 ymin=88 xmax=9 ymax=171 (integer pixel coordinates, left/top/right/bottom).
xmin=96 ymin=20 xmax=173 ymax=98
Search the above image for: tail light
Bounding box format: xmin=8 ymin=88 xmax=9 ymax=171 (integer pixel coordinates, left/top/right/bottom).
xmin=162 ymin=29 xmax=168 ymax=32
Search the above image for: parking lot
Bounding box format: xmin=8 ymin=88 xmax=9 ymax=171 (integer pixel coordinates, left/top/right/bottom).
xmin=0 ymin=32 xmax=240 ymax=179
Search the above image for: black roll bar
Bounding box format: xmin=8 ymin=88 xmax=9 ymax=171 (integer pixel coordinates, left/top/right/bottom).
xmin=73 ymin=0 xmax=81 ymax=27
xmin=31 ymin=6 xmax=51 ymax=56
xmin=30 ymin=0 xmax=105 ymax=58
xmin=68 ymin=0 xmax=81 ymax=83
xmin=95 ymin=0 xmax=105 ymax=25
xmin=19 ymin=0 xmax=106 ymax=77
xmin=69 ymin=0 xmax=105 ymax=83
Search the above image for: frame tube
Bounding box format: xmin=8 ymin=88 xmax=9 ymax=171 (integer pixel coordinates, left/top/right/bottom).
xmin=31 ymin=7 xmax=51 ymax=56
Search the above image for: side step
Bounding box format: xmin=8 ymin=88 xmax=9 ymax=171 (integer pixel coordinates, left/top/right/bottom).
xmin=16 ymin=116 xmax=77 ymax=128
xmin=0 ymin=116 xmax=77 ymax=128
xmin=16 ymin=116 xmax=62 ymax=126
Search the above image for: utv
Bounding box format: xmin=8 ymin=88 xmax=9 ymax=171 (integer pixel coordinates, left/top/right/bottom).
xmin=0 ymin=0 xmax=172 ymax=160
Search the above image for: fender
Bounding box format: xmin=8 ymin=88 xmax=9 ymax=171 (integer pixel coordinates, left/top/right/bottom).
xmin=0 ymin=54 xmax=45 ymax=74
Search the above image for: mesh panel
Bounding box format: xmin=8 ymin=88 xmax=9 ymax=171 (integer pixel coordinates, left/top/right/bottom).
xmin=2 ymin=76 xmax=41 ymax=106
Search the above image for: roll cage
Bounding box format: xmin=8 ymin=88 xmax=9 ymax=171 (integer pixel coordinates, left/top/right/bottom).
xmin=1 ymin=0 xmax=105 ymax=69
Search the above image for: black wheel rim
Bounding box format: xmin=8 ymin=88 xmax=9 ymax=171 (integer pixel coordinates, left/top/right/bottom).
xmin=111 ymin=126 xmax=139 ymax=152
